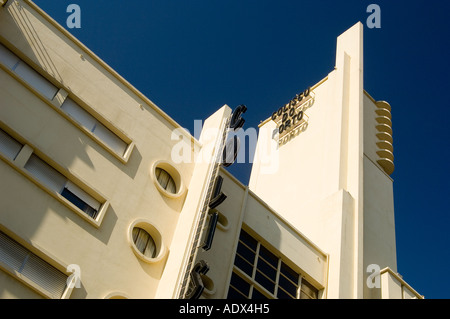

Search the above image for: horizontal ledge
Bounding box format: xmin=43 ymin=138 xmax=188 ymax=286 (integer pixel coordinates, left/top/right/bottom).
xmin=376 ymin=132 xmax=393 ymax=144
xmin=375 ymin=108 xmax=391 ymax=119
xmin=376 ymin=100 xmax=391 ymax=112
xmin=376 ymin=124 xmax=393 ymax=135
xmin=376 ymin=140 xmax=393 ymax=153
xmin=376 ymin=115 xmax=392 ymax=126
xmin=377 ymin=149 xmax=394 ymax=161
xmin=377 ymin=158 xmax=395 ymax=175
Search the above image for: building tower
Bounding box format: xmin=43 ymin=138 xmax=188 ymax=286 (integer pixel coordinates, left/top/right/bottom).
xmin=249 ymin=22 xmax=397 ymax=299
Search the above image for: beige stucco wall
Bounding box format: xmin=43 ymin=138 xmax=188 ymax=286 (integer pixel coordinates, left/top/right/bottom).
xmin=0 ymin=1 xmax=420 ymax=300
xmin=248 ymin=22 xmax=399 ymax=299
xmin=0 ymin=0 xmax=204 ymax=299
xmin=192 ymin=168 xmax=328 ymax=299
xmin=249 ymin=23 xmax=365 ymax=298
xmin=155 ymin=105 xmax=232 ymax=298
xmin=362 ymin=94 xmax=397 ymax=299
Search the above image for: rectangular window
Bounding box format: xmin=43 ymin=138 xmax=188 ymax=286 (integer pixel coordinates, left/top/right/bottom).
xmin=0 ymin=44 xmax=58 ymax=100
xmin=61 ymin=181 xmax=100 ymax=219
xmin=24 ymin=154 xmax=101 ymax=219
xmin=24 ymin=154 xmax=67 ymax=193
xmin=228 ymin=229 xmax=319 ymax=299
xmin=0 ymin=231 xmax=68 ymax=299
xmin=228 ymin=272 xmax=252 ymax=299
xmin=300 ymin=279 xmax=319 ymax=299
xmin=0 ymin=42 xmax=20 ymax=69
xmin=0 ymin=44 xmax=131 ymax=160
xmin=61 ymin=98 xmax=127 ymax=156
xmin=0 ymin=128 xmax=23 ymax=160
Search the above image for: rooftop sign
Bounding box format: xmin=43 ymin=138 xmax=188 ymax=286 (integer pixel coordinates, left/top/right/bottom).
xmin=271 ymin=87 xmax=315 ymax=146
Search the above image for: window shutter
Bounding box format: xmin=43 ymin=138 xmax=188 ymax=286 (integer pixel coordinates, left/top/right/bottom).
xmin=61 ymin=98 xmax=96 ymax=131
xmin=93 ymin=123 xmax=127 ymax=156
xmin=0 ymin=231 xmax=68 ymax=299
xmin=0 ymin=44 xmax=58 ymax=100
xmin=13 ymin=61 xmax=58 ymax=100
xmin=133 ymin=228 xmax=148 ymax=253
xmin=0 ymin=231 xmax=29 ymax=272
xmin=166 ymin=177 xmax=176 ymax=194
xmin=0 ymin=129 xmax=22 ymax=160
xmin=61 ymin=98 xmax=128 ymax=156
xmin=0 ymin=44 xmax=20 ymax=70
xmin=143 ymin=236 xmax=157 ymax=258
xmin=132 ymin=228 xmax=157 ymax=258
xmin=21 ymin=253 xmax=68 ymax=299
xmin=156 ymin=167 xmax=176 ymax=193
xmin=24 ymin=154 xmax=67 ymax=193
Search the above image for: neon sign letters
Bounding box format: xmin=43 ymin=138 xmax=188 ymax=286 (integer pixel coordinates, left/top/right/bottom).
xmin=185 ymin=104 xmax=247 ymax=299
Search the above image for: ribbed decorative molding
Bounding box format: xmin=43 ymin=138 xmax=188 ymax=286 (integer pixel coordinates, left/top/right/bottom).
xmin=375 ymin=101 xmax=394 ymax=175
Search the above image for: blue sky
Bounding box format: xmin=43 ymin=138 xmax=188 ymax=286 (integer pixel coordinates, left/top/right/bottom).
xmin=33 ymin=0 xmax=450 ymax=299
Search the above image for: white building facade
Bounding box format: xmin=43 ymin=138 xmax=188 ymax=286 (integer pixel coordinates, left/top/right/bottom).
xmin=0 ymin=0 xmax=422 ymax=299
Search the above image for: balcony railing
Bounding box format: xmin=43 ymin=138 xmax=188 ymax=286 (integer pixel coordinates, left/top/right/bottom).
xmin=380 ymin=267 xmax=424 ymax=299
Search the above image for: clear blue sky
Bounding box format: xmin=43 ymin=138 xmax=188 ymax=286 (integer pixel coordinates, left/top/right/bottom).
xmin=33 ymin=0 xmax=450 ymax=299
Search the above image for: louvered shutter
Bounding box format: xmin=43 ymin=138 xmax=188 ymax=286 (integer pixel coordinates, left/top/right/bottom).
xmin=0 ymin=231 xmax=29 ymax=272
xmin=61 ymin=98 xmax=96 ymax=131
xmin=0 ymin=231 xmax=68 ymax=299
xmin=0 ymin=43 xmax=20 ymax=69
xmin=24 ymin=154 xmax=67 ymax=193
xmin=0 ymin=129 xmax=22 ymax=160
xmin=21 ymin=253 xmax=68 ymax=298
xmin=93 ymin=123 xmax=127 ymax=156
xmin=156 ymin=167 xmax=176 ymax=193
xmin=14 ymin=61 xmax=58 ymax=100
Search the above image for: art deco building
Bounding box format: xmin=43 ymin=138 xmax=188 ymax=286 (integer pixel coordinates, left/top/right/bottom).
xmin=0 ymin=0 xmax=422 ymax=299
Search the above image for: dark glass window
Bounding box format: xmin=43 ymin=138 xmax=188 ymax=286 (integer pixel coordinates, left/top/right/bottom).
xmin=61 ymin=187 xmax=97 ymax=218
xmin=277 ymin=287 xmax=295 ymax=299
xmin=236 ymin=240 xmax=256 ymax=264
xmin=234 ymin=254 xmax=254 ymax=277
xmin=255 ymin=270 xmax=275 ymax=293
xmin=227 ymin=286 xmax=247 ymax=299
xmin=278 ymin=274 xmax=298 ymax=297
xmin=252 ymin=288 xmax=268 ymax=299
xmin=257 ymin=258 xmax=277 ymax=281
xmin=259 ymin=246 xmax=278 ymax=268
xmin=239 ymin=229 xmax=258 ymax=251
xmin=228 ymin=272 xmax=250 ymax=298
xmin=281 ymin=262 xmax=299 ymax=283
xmin=229 ymin=228 xmax=319 ymax=300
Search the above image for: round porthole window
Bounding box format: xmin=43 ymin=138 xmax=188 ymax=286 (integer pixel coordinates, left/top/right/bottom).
xmin=104 ymin=292 xmax=129 ymax=299
xmin=151 ymin=160 xmax=186 ymax=199
xmin=128 ymin=220 xmax=166 ymax=263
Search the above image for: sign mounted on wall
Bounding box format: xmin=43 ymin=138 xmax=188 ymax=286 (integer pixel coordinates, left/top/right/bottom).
xmin=271 ymin=87 xmax=315 ymax=146
xmin=181 ymin=104 xmax=247 ymax=299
